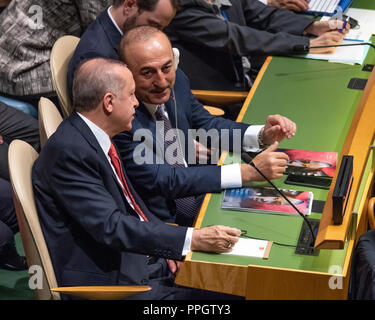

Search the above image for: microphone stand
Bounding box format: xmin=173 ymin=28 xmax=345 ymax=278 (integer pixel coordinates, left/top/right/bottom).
xmin=241 ymin=152 xmax=316 ymax=246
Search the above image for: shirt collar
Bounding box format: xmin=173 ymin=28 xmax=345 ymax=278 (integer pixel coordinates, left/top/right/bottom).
xmin=107 ymin=5 xmax=123 ymax=36
xmin=143 ymin=102 xmax=167 ymax=120
xmin=210 ymin=0 xmax=232 ymax=8
xmin=77 ymin=112 xmax=111 ymax=156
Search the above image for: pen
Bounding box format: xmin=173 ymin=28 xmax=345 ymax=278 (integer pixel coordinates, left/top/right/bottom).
xmin=340 ymin=18 xmax=348 ymax=33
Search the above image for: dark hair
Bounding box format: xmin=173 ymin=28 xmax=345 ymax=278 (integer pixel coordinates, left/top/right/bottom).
xmin=112 ymin=0 xmax=179 ymax=12
xmin=72 ymin=58 xmax=128 ymax=113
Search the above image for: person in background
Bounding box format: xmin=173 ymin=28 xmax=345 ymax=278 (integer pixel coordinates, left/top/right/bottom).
xmin=0 ymin=99 xmax=39 ymax=272
xmin=259 ymin=0 xmax=309 ymax=11
xmin=0 ymin=178 xmax=27 ymax=271
xmin=67 ymin=0 xmax=178 ymax=100
xmin=164 ymin=0 xmax=349 ymax=93
xmin=0 ymin=0 xmax=109 ymax=111
xmin=0 ymin=101 xmax=40 ymax=181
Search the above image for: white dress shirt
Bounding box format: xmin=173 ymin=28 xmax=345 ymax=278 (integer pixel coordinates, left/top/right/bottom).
xmin=143 ymin=102 xmax=264 ymax=189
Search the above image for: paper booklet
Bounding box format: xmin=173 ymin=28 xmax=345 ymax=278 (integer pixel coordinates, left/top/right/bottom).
xmin=278 ymin=149 xmax=338 ymax=179
xmin=221 ymin=238 xmax=272 ymax=259
xmin=222 ymin=187 xmax=313 ymax=216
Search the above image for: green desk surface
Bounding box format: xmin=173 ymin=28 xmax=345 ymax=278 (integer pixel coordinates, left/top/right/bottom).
xmin=190 ymin=14 xmax=375 ymax=275
xmin=353 ymin=0 xmax=375 ymax=9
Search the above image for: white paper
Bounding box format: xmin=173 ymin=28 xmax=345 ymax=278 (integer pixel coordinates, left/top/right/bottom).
xmin=344 ymin=8 xmax=375 ymax=42
xmin=221 ymin=237 xmax=271 ymax=259
xmin=303 ymin=39 xmax=368 ymax=65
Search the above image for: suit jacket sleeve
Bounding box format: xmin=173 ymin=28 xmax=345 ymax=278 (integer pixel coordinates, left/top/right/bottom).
xmin=166 ymin=0 xmax=312 ymax=56
xmin=114 ymin=131 xmax=223 ymax=199
xmin=48 ymin=147 xmax=188 ymax=260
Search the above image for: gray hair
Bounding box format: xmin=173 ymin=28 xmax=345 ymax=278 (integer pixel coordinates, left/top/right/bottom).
xmin=72 ymin=58 xmax=128 ymax=113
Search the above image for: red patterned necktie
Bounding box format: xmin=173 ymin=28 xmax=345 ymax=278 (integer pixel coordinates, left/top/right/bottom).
xmin=108 ymin=142 xmax=148 ymax=222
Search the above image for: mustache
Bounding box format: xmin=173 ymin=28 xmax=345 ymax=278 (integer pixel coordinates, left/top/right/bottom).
xmin=150 ymin=86 xmax=171 ymax=94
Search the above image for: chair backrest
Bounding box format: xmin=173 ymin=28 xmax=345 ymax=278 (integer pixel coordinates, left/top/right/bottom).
xmin=50 ymin=35 xmax=80 ymax=118
xmin=8 ymin=140 xmax=60 ymax=300
xmin=38 ymin=97 xmax=63 ymax=147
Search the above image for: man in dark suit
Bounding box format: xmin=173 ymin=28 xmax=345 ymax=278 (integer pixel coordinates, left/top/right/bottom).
xmin=164 ymin=0 xmax=348 ymax=92
xmin=114 ymin=26 xmax=295 ymax=225
xmin=67 ymin=0 xmax=178 ymax=99
xmin=33 ymin=57 xmax=242 ymax=299
xmin=0 ymin=178 xmax=27 ymax=271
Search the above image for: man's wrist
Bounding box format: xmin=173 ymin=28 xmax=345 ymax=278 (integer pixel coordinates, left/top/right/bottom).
xmin=257 ymin=126 xmax=270 ymax=148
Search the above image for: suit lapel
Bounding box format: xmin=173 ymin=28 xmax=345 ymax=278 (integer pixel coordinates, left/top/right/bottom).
xmin=98 ymin=10 xmax=123 ymax=56
xmin=68 ymin=113 xmax=135 ymax=216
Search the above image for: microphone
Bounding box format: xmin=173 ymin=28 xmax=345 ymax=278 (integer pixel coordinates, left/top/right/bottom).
xmin=241 ymin=152 xmax=316 ymax=246
xmin=293 ymin=42 xmax=375 ymax=54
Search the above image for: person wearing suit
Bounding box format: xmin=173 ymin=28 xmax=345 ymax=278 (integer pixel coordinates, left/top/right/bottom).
xmin=0 ymin=0 xmax=108 ymax=110
xmin=258 ymin=0 xmax=309 ymax=11
xmin=67 ymin=0 xmax=178 ymax=100
xmin=164 ymin=0 xmax=348 ymax=92
xmin=113 ymin=26 xmax=295 ymax=225
xmin=33 ymin=57 xmax=242 ymax=300
xmin=0 ymin=177 xmax=27 ymax=271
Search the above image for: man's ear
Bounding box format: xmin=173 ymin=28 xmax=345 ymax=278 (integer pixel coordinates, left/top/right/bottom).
xmin=123 ymin=0 xmax=138 ymax=14
xmin=172 ymin=47 xmax=179 ymax=70
xmin=103 ymin=92 xmax=115 ymax=114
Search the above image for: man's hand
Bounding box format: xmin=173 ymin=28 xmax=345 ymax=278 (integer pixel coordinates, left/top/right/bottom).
xmin=309 ymin=31 xmax=345 ymax=54
xmin=267 ymin=0 xmax=308 ymax=11
xmin=194 ymin=139 xmax=212 ymax=164
xmin=166 ymin=259 xmax=182 ymax=275
xmin=0 ymin=135 xmax=3 ymax=144
xmin=305 ymin=20 xmax=350 ymax=37
xmin=262 ymin=114 xmax=297 ymax=146
xmin=241 ymin=142 xmax=289 ymax=182
xmin=191 ymin=225 xmax=241 ymax=253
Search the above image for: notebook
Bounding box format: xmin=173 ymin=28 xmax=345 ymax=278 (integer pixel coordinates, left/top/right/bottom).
xmin=306 ymin=0 xmax=354 ymax=16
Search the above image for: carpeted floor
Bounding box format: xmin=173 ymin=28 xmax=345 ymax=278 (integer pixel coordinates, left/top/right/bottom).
xmin=0 ymin=233 xmax=34 ymax=300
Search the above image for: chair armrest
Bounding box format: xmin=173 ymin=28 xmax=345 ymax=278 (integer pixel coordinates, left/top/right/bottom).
xmin=191 ymin=90 xmax=248 ymax=107
xmin=203 ymin=105 xmax=225 ymax=116
xmin=51 ymin=285 xmax=151 ymax=300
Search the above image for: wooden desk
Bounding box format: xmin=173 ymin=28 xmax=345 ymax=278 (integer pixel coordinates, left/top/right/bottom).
xmin=175 ymin=1 xmax=375 ymax=298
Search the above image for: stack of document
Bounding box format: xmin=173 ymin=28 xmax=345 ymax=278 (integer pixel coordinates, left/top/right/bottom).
xmin=301 ymin=8 xmax=375 ymax=65
xmin=221 ymin=238 xmax=272 ymax=259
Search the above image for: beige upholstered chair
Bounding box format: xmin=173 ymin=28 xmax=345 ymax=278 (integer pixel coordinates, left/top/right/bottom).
xmin=50 ymin=35 xmax=80 ymax=118
xmin=8 ymin=140 xmax=151 ymax=300
xmin=38 ymin=97 xmax=63 ymax=147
